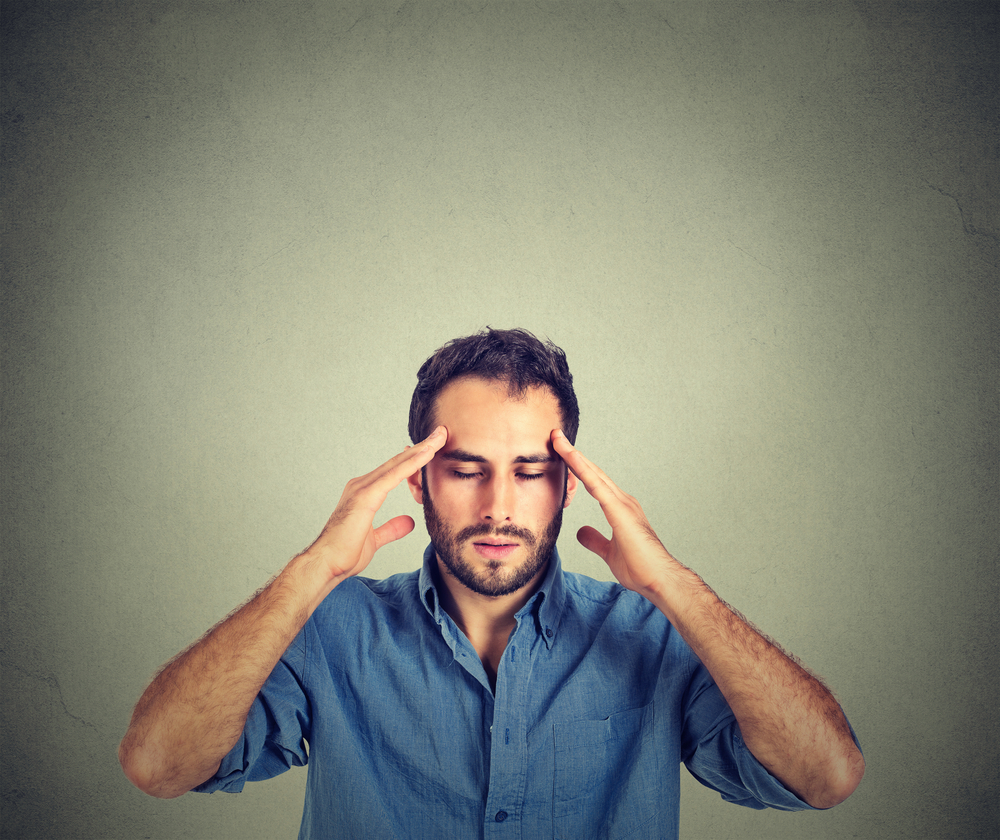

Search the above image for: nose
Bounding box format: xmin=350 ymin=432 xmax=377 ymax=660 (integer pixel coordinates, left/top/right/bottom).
xmin=481 ymin=474 xmax=514 ymax=523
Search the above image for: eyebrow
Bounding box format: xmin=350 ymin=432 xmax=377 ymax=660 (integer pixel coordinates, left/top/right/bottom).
xmin=441 ymin=448 xmax=556 ymax=465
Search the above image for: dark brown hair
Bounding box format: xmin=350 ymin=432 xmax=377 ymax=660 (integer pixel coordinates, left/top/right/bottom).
xmin=408 ymin=327 xmax=579 ymax=445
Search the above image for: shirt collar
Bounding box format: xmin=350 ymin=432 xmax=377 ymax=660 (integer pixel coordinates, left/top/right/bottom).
xmin=419 ymin=542 xmax=567 ymax=650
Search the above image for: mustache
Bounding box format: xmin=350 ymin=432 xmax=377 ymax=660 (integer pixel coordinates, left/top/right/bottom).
xmin=456 ymin=523 xmax=537 ymax=546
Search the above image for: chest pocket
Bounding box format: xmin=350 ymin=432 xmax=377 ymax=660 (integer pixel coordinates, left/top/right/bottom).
xmin=552 ymin=702 xmax=660 ymax=840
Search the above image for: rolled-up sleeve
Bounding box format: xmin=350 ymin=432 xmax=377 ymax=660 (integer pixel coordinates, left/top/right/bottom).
xmin=684 ymin=713 xmax=816 ymax=811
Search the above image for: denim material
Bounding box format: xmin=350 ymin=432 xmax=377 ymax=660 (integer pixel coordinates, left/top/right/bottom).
xmin=195 ymin=544 xmax=819 ymax=839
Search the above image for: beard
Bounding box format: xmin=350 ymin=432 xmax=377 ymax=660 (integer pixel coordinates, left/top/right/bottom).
xmin=423 ymin=475 xmax=564 ymax=598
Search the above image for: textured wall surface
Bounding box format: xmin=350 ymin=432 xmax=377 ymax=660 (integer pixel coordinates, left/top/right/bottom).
xmin=2 ymin=2 xmax=997 ymax=838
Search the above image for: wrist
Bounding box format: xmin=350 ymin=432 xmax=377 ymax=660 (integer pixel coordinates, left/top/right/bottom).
xmin=280 ymin=549 xmax=345 ymax=618
xmin=641 ymin=557 xmax=716 ymax=626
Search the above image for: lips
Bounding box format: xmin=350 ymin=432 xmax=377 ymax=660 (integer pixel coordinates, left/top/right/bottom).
xmin=472 ymin=541 xmax=519 ymax=561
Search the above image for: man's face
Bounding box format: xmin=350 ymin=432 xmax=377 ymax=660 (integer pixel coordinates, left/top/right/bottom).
xmin=408 ymin=376 xmax=577 ymax=598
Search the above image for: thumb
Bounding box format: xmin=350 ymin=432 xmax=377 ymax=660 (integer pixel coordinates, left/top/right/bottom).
xmin=373 ymin=515 xmax=416 ymax=551
xmin=577 ymin=525 xmax=611 ymax=560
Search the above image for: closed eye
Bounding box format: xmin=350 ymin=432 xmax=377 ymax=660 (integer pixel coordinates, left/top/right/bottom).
xmin=450 ymin=471 xmax=546 ymax=481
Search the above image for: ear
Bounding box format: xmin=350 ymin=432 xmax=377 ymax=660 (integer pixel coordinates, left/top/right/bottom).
xmin=406 ymin=465 xmax=425 ymax=505
xmin=563 ymin=469 xmax=578 ymax=509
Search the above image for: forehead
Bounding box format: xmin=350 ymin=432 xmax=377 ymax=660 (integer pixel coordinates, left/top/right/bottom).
xmin=434 ymin=377 xmax=561 ymax=449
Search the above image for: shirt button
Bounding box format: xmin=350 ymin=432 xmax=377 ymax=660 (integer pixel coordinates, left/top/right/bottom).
xmin=494 ymin=810 xmax=508 ymax=822
xmin=545 ymin=627 xmax=553 ymax=638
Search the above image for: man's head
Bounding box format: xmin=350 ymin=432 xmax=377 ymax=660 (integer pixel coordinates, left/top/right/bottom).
xmin=406 ymin=329 xmax=579 ymax=598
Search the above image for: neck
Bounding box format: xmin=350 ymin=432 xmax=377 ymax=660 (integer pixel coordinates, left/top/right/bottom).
xmin=432 ymin=555 xmax=548 ymax=689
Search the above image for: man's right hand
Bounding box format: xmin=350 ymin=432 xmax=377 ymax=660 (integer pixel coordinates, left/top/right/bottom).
xmin=118 ymin=426 xmax=447 ymax=799
xmin=296 ymin=425 xmax=447 ymax=605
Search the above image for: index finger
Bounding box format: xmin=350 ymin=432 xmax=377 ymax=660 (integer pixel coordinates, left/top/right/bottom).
xmin=374 ymin=425 xmax=447 ymax=486
xmin=551 ymin=429 xmax=623 ymax=504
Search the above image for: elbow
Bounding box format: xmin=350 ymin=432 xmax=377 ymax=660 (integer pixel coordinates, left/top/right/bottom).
xmin=808 ymin=746 xmax=865 ymax=810
xmin=118 ymin=735 xmax=190 ymax=800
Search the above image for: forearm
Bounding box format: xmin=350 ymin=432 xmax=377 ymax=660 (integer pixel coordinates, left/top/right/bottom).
xmin=644 ymin=560 xmax=864 ymax=809
xmin=119 ymin=552 xmax=333 ymax=799
xmin=118 ymin=429 xmax=446 ymax=799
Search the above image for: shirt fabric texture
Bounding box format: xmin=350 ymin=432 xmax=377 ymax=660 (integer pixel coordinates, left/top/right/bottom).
xmin=195 ymin=544 xmax=823 ymax=839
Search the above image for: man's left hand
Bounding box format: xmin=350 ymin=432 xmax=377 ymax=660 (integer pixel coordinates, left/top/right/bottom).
xmin=551 ymin=429 xmax=679 ymax=598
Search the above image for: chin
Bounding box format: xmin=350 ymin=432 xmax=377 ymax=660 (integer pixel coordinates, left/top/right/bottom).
xmin=422 ymin=486 xmax=563 ymax=598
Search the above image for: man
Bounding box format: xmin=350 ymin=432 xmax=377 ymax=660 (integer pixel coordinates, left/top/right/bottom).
xmin=119 ymin=328 xmax=863 ymax=838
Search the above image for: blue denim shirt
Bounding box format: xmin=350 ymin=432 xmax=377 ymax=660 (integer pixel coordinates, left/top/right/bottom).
xmin=195 ymin=545 xmax=819 ymax=838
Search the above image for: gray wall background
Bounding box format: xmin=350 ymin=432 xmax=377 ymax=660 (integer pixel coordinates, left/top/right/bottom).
xmin=2 ymin=2 xmax=997 ymax=838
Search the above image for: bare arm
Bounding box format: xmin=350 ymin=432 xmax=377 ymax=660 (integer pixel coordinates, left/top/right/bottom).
xmin=551 ymin=430 xmax=864 ymax=810
xmin=118 ymin=427 xmax=447 ymax=799
xmin=637 ymin=557 xmax=862 ymax=809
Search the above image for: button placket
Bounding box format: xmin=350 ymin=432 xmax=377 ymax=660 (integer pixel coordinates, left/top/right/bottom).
xmin=483 ymin=623 xmax=532 ymax=837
